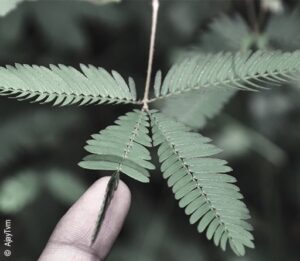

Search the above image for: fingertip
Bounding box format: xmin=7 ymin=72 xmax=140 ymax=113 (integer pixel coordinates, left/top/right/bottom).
xmin=39 ymin=176 xmax=131 ymax=261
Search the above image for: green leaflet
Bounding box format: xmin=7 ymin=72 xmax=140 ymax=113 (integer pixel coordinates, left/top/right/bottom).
xmin=150 ymin=111 xmax=254 ymax=256
xmin=79 ymin=110 xmax=154 ymax=182
xmin=0 ymin=64 xmax=137 ymax=106
xmin=155 ymin=50 xmax=300 ymax=99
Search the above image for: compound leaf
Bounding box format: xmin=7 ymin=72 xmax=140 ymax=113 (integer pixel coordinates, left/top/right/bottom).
xmin=0 ymin=64 xmax=137 ymax=106
xmin=150 ymin=111 xmax=254 ymax=256
xmin=156 ymin=50 xmax=300 ymax=99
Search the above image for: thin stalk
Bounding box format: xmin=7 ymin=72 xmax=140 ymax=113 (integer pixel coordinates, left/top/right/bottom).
xmin=246 ymin=0 xmax=260 ymax=34
xmin=142 ymin=0 xmax=159 ymax=111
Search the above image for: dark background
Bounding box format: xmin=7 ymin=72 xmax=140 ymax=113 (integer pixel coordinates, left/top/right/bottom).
xmin=0 ymin=0 xmax=299 ymax=260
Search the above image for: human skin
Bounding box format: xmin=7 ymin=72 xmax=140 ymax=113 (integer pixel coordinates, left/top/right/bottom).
xmin=39 ymin=177 xmax=131 ymax=261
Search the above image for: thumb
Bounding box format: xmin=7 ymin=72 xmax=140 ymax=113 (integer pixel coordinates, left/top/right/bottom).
xmin=39 ymin=177 xmax=131 ymax=261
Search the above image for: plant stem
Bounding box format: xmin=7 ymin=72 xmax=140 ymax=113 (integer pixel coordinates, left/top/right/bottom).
xmin=142 ymin=0 xmax=159 ymax=111
xmin=246 ymin=0 xmax=259 ymax=34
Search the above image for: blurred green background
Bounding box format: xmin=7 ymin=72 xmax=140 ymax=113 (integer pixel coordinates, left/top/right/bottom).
xmin=0 ymin=0 xmax=300 ymax=260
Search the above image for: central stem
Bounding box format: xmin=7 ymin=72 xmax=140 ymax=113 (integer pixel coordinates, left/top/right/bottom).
xmin=142 ymin=0 xmax=159 ymax=111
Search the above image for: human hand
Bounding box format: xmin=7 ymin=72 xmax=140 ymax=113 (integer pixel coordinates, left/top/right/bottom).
xmin=39 ymin=177 xmax=131 ymax=261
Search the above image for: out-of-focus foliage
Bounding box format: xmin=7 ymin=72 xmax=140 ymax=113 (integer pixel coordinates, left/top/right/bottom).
xmin=261 ymin=0 xmax=283 ymax=13
xmin=0 ymin=168 xmax=86 ymax=214
xmin=45 ymin=169 xmax=86 ymax=205
xmin=84 ymin=0 xmax=121 ymax=4
xmin=160 ymin=88 xmax=235 ymax=130
xmin=0 ymin=170 xmax=40 ymax=213
xmin=0 ymin=109 xmax=84 ymax=168
xmin=0 ymin=0 xmax=120 ymax=17
xmin=266 ymin=9 xmax=300 ymax=51
xmin=214 ymin=115 xmax=287 ymax=166
xmin=0 ymin=0 xmax=34 ymax=17
xmin=200 ymin=15 xmax=251 ymax=52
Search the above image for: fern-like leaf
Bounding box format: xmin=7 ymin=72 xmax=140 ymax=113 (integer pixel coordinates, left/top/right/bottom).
xmin=79 ymin=110 xmax=154 ymax=182
xmin=155 ymin=51 xmax=300 ymax=99
xmin=156 ymin=15 xmax=246 ymax=129
xmin=150 ymin=111 xmax=254 ymax=256
xmin=0 ymin=64 xmax=137 ymax=106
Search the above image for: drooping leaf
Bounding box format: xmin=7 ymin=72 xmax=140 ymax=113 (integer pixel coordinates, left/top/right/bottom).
xmin=150 ymin=111 xmax=254 ymax=256
xmin=0 ymin=64 xmax=137 ymax=106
